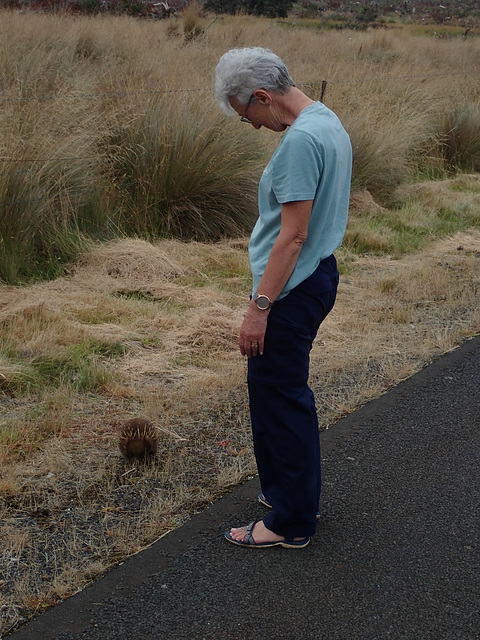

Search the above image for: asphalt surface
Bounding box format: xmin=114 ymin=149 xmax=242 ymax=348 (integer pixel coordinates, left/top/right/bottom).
xmin=8 ymin=335 xmax=480 ymax=640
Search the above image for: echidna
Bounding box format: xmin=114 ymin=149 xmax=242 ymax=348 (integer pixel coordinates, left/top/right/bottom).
xmin=119 ymin=417 xmax=158 ymax=460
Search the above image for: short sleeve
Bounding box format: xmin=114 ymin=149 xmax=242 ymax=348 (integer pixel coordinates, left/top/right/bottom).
xmin=271 ymin=130 xmax=324 ymax=204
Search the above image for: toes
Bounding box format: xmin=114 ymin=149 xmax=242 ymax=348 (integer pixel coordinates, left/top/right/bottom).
xmin=229 ymin=526 xmax=248 ymax=542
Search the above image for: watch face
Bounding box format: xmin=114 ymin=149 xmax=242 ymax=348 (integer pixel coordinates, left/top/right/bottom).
xmin=255 ymin=295 xmax=270 ymax=310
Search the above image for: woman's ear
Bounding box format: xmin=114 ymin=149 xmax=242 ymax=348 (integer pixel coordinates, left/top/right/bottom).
xmin=252 ymin=89 xmax=272 ymax=105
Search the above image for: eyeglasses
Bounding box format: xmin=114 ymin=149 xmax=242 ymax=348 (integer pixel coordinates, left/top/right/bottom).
xmin=240 ymin=94 xmax=254 ymax=124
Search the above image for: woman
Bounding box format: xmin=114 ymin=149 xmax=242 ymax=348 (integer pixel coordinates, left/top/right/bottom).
xmin=215 ymin=47 xmax=352 ymax=548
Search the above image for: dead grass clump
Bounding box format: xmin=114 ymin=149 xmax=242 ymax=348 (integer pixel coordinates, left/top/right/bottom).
xmin=176 ymin=308 xmax=239 ymax=358
xmin=349 ymin=189 xmax=387 ymax=217
xmin=1 ymin=300 xmax=66 ymax=336
xmin=182 ymin=0 xmax=205 ymax=43
xmin=76 ymin=238 xmax=185 ymax=287
xmin=0 ymin=360 xmax=41 ymax=397
xmin=343 ymin=223 xmax=397 ymax=256
xmin=0 ymin=300 xmax=86 ymax=366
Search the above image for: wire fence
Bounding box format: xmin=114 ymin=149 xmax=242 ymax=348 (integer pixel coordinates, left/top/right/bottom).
xmin=0 ymin=69 xmax=472 ymax=105
xmin=1 ymin=69 xmax=478 ymax=209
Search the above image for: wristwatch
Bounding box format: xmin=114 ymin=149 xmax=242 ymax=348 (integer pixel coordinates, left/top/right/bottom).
xmin=254 ymin=293 xmax=273 ymax=310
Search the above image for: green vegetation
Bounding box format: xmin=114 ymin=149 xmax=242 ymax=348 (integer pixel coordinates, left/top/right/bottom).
xmin=345 ymin=198 xmax=480 ymax=257
xmin=0 ymin=339 xmax=124 ymax=396
xmin=31 ymin=340 xmax=123 ymax=390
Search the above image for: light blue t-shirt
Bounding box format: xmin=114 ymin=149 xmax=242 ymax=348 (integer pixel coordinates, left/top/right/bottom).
xmin=249 ymin=102 xmax=352 ymax=299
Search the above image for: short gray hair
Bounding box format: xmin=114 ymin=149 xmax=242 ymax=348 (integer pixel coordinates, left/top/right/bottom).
xmin=214 ymin=47 xmax=295 ymax=115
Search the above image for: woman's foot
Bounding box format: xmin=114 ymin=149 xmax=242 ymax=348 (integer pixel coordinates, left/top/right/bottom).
xmin=225 ymin=520 xmax=309 ymax=548
xmin=229 ymin=520 xmax=286 ymax=544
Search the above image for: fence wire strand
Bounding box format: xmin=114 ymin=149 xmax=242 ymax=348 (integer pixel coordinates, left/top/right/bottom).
xmin=1 ymin=70 xmax=478 ymax=208
xmin=0 ymin=71 xmax=472 ymax=105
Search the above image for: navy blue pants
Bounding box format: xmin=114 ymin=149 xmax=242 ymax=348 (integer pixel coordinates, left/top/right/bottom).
xmin=247 ymin=255 xmax=339 ymax=538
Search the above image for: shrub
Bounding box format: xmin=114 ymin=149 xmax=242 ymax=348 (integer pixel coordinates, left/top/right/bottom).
xmin=105 ymin=96 xmax=263 ymax=241
xmin=438 ymin=104 xmax=480 ymax=173
xmin=0 ymin=160 xmax=105 ymax=284
xmin=182 ymin=0 xmax=204 ymax=42
xmin=0 ymin=94 xmax=109 ymax=284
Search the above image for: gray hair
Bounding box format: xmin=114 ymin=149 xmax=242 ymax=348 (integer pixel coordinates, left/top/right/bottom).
xmin=214 ymin=47 xmax=295 ymax=115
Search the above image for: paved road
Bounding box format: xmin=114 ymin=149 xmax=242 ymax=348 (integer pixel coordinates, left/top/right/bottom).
xmin=8 ymin=336 xmax=480 ymax=640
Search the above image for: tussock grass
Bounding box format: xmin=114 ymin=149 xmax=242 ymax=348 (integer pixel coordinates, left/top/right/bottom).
xmin=105 ymin=95 xmax=262 ymax=240
xmin=437 ymin=104 xmax=480 ymax=173
xmin=2 ymin=11 xmax=480 ymax=281
xmin=0 ymin=95 xmax=107 ymax=283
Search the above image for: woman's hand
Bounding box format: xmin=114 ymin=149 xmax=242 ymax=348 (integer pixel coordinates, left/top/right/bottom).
xmin=239 ymin=302 xmax=269 ymax=357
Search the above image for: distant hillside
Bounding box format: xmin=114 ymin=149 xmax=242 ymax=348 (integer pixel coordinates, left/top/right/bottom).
xmin=2 ymin=0 xmax=479 ymax=23
xmin=299 ymin=0 xmax=480 ymax=25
